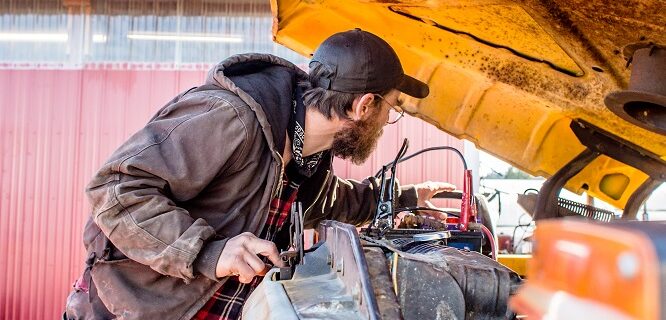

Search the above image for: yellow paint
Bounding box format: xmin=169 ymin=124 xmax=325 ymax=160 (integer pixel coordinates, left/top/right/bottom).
xmin=497 ymin=254 xmax=531 ymax=277
xmin=599 ymin=173 xmax=631 ymax=201
xmin=568 ymin=157 xmax=649 ymax=208
xmin=391 ymin=5 xmax=583 ymax=75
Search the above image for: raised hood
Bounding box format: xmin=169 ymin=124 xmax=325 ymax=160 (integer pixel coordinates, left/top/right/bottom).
xmin=270 ymin=0 xmax=665 ymax=210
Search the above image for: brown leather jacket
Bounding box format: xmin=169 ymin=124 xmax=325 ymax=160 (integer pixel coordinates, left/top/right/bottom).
xmin=65 ymin=53 xmax=418 ymax=319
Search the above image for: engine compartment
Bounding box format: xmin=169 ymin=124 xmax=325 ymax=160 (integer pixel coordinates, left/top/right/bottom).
xmin=243 ymin=220 xmax=522 ymax=319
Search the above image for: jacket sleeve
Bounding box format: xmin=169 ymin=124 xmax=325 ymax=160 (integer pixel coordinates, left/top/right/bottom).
xmin=303 ymin=170 xmax=419 ymax=228
xmin=86 ymin=93 xmax=249 ymax=282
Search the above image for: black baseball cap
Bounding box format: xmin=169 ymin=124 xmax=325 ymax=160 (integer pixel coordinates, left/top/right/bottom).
xmin=310 ymin=28 xmax=430 ymax=99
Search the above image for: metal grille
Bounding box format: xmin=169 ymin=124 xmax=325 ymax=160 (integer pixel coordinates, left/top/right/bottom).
xmin=405 ymin=242 xmax=450 ymax=254
xmin=558 ymin=197 xmax=615 ymax=222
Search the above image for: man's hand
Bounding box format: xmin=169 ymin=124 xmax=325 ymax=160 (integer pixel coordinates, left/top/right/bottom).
xmin=215 ymin=232 xmax=285 ymax=283
xmin=413 ymin=181 xmax=456 ymax=221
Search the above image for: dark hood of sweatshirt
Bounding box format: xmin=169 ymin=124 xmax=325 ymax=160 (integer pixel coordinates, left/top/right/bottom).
xmin=206 ymin=54 xmax=309 ymax=155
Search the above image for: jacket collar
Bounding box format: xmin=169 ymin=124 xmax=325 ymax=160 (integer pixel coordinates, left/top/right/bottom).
xmin=206 ymin=53 xmax=309 ymax=157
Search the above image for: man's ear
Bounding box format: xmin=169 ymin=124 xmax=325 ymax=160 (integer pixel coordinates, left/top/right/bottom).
xmin=348 ymin=93 xmax=375 ymax=121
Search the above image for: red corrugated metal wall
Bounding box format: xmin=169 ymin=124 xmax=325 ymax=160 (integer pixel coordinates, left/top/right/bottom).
xmin=0 ymin=68 xmax=464 ymax=320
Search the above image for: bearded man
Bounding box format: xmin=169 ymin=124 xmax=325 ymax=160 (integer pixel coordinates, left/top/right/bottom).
xmin=65 ymin=29 xmax=454 ymax=320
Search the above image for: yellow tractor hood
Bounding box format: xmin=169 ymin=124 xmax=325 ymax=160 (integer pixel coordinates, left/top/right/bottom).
xmin=270 ymin=0 xmax=666 ymax=211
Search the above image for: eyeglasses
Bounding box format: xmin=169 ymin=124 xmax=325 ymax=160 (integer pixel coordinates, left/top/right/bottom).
xmin=374 ymin=94 xmax=405 ymax=124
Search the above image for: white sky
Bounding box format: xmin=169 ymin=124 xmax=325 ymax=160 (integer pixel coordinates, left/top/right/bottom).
xmin=478 ymin=150 xmax=512 ymax=177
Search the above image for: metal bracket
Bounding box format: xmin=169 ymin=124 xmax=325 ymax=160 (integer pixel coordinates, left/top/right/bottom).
xmin=278 ymin=251 xmax=298 ymax=281
xmin=571 ymin=120 xmax=666 ymax=219
xmin=570 ymin=120 xmax=666 ymax=178
xmin=535 ymin=148 xmax=600 ymax=220
xmin=278 ymin=202 xmax=304 ymax=280
xmin=535 ymin=120 xmax=666 ymax=220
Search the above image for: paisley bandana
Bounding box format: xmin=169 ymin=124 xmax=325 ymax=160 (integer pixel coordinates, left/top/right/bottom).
xmin=287 ymin=84 xmax=324 ymax=177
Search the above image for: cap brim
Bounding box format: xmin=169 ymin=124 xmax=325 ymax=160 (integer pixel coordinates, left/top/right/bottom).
xmin=397 ymin=74 xmax=430 ymax=99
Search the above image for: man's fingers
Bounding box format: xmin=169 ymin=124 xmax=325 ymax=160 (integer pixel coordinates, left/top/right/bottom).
xmin=243 ymin=252 xmax=268 ymax=274
xmin=235 ymin=262 xmax=256 ymax=284
xmin=418 ymin=181 xmax=457 ymax=205
xmin=427 ymin=210 xmax=447 ymax=220
xmin=423 ymin=200 xmax=447 ymax=220
xmin=256 ymin=264 xmax=272 ymax=277
xmin=246 ymin=238 xmax=284 ymax=268
xmin=418 ymin=209 xmax=447 ymax=221
xmin=216 ymin=233 xmax=286 ymax=279
xmin=430 ymin=182 xmax=456 ymax=193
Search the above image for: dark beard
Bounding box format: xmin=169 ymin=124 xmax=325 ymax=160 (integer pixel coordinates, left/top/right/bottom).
xmin=331 ymin=112 xmax=384 ymax=165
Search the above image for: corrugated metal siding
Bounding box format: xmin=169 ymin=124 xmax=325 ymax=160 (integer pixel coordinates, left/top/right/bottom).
xmin=0 ymin=68 xmax=200 ymax=320
xmin=0 ymin=68 xmax=465 ymax=319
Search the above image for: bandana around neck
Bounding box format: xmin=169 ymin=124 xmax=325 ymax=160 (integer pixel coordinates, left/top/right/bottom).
xmin=287 ymin=84 xmax=324 ymax=177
